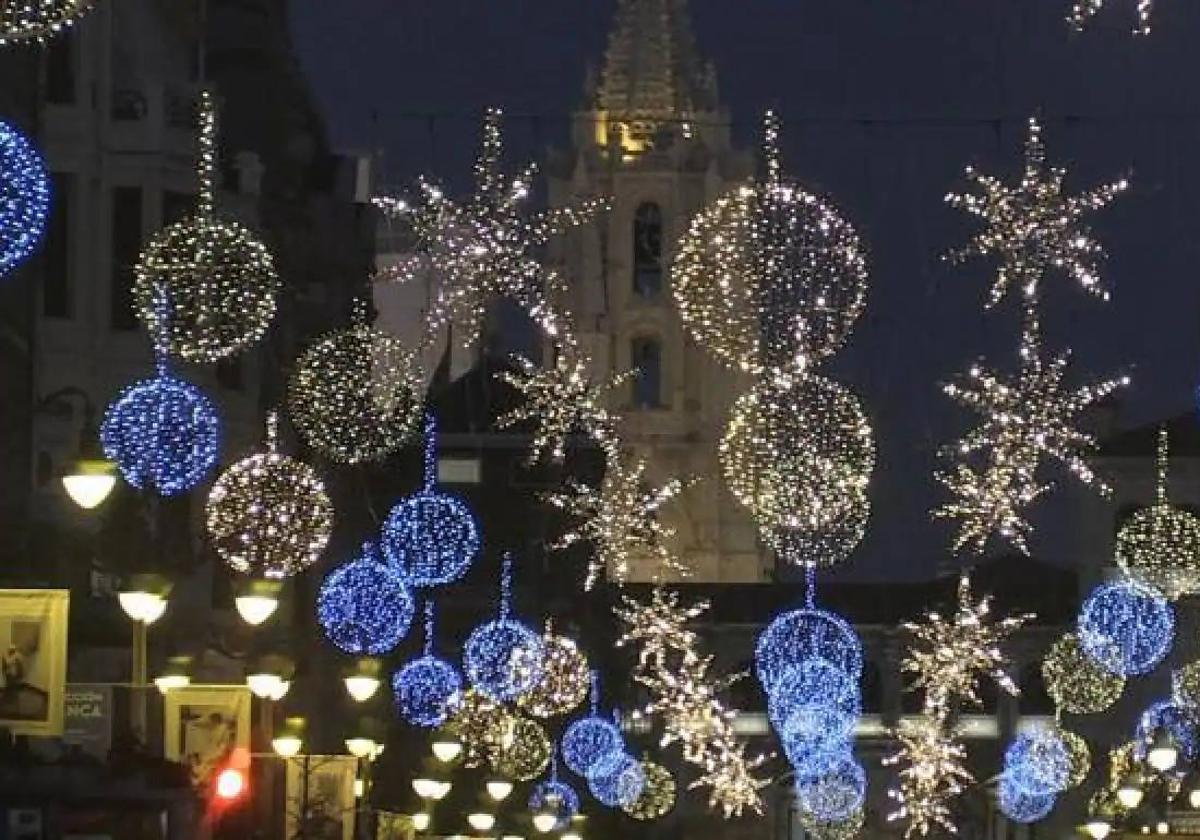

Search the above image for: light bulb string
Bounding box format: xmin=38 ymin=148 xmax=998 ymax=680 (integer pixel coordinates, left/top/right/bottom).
xmin=424 ymin=599 xmax=435 ymax=656
xmin=151 ymin=285 xmax=172 ymax=376
xmin=265 ymin=410 xmax=280 ymax=453
xmin=550 ymin=751 xmax=559 ymax=782
xmin=804 ymin=563 xmax=816 ymax=608
xmin=499 ymin=552 xmax=513 ymax=620
xmin=590 ymin=669 xmax=600 ymax=716
xmin=1156 ymin=425 xmax=1170 ymax=505
xmin=762 ymin=110 xmax=782 ymax=187
xmin=423 ymin=411 xmax=438 ymax=491
xmin=196 ymin=88 xmax=217 ymax=219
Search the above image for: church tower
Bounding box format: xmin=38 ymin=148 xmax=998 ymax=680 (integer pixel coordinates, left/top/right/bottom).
xmin=546 ymin=0 xmax=766 ymax=583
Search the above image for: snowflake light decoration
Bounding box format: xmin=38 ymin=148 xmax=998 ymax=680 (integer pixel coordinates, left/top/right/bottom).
xmin=1070 ymin=0 xmax=1155 ymax=35
xmin=885 ymin=717 xmax=974 ymax=837
xmin=0 ymin=0 xmax=93 ymax=44
xmin=393 ymin=602 xmax=463 ymax=728
xmin=0 ymin=119 xmax=51 ymax=279
xmin=317 ymin=542 xmax=415 ymax=656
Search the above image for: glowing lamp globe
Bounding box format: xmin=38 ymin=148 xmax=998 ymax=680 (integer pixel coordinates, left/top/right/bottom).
xmin=756 ymin=605 xmax=862 ymax=692
xmin=0 ymin=119 xmax=51 ymax=279
xmin=586 ymin=753 xmax=645 ymax=809
xmin=793 ymin=752 xmax=866 ymax=823
xmin=215 ymin=767 xmax=246 ymax=800
xmin=393 ymin=655 xmax=463 ymax=728
xmin=561 ymin=716 xmax=624 ymax=779
xmin=1077 ymin=580 xmax=1174 ymax=676
xmin=61 ymin=460 xmax=117 ymax=510
xmin=1004 ymin=727 xmax=1072 ymax=796
xmin=1135 ymin=700 xmax=1198 ymax=766
xmin=998 ymin=775 xmax=1055 ymax=824
xmin=118 ymin=590 xmax=168 ymax=625
xmin=317 ymin=543 xmax=415 ymax=656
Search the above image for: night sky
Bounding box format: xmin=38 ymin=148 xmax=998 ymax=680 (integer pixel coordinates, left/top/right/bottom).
xmin=291 ymin=1 xmax=1200 ymax=580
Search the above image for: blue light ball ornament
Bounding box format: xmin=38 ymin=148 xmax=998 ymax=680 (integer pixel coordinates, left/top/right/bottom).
xmin=998 ymin=775 xmax=1055 ymax=824
xmin=1135 ymin=700 xmax=1199 ymax=764
xmin=1004 ymin=727 xmax=1071 ymax=796
xmin=101 ymin=359 xmax=220 ymax=496
xmin=769 ymin=658 xmax=861 ymax=733
xmin=1078 ymin=580 xmax=1174 ymax=676
xmin=587 ymin=753 xmax=645 ymax=808
xmin=793 ymin=751 xmax=866 ymax=823
xmin=529 ymin=772 xmax=580 ymax=830
xmin=562 ymin=716 xmax=623 ymax=779
xmin=382 ymin=413 xmax=481 ymax=587
xmin=393 ymin=601 xmax=462 ymax=728
xmin=783 ymin=736 xmax=849 ymax=779
xmin=756 ymin=603 xmax=862 ymax=693
xmin=0 ymin=119 xmax=51 ymax=279
xmin=317 ymin=542 xmax=415 ymax=655
xmin=463 ymin=553 xmax=543 ymax=702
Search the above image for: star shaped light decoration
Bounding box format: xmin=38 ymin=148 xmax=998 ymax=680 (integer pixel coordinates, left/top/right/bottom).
xmin=944 ymin=117 xmax=1128 ymax=309
xmin=1069 ymin=0 xmax=1155 ymax=35
xmin=547 ymin=452 xmax=692 ymax=589
xmin=373 ymin=108 xmax=607 ymax=350
xmin=934 ymin=455 xmax=1048 ymax=555
xmin=495 ymin=350 xmax=633 ymax=464
xmin=884 ymin=717 xmax=975 ymax=837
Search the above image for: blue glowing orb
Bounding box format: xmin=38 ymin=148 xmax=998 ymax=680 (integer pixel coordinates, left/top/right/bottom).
xmin=1135 ymin=699 xmax=1199 ymax=764
xmin=783 ymin=736 xmax=849 ymax=780
xmin=1004 ymin=727 xmax=1071 ymax=796
xmin=561 ymin=716 xmax=624 ymax=779
xmin=463 ymin=617 xmax=543 ymax=703
xmin=101 ymin=372 xmax=220 ymax=495
xmin=998 ymin=774 xmax=1055 ymax=824
xmin=793 ymin=751 xmax=866 ymax=823
xmin=769 ymin=658 xmax=861 ymax=732
xmin=529 ymin=779 xmax=580 ymax=830
xmin=317 ymin=544 xmax=415 ymax=655
xmin=587 ymin=753 xmax=645 ymax=808
xmin=756 ymin=606 xmax=862 ymax=694
xmin=392 ymin=654 xmax=463 ymax=728
xmin=1078 ymin=580 xmax=1174 ymax=676
xmin=0 ymin=120 xmax=51 ymax=279
xmin=382 ymin=488 xmax=481 ymax=587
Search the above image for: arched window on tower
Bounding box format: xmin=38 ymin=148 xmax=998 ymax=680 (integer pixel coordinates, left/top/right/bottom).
xmin=630 ymin=336 xmax=662 ymax=409
xmin=632 ymin=202 xmax=663 ymax=299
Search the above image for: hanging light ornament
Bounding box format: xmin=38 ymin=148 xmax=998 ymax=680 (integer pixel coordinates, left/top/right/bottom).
xmin=672 ymin=111 xmax=868 ymax=379
xmin=756 ymin=598 xmax=863 ymax=693
xmin=1004 ymin=726 xmax=1072 ymax=796
xmin=1135 ymin=700 xmax=1199 ymax=764
xmin=1042 ymin=632 xmax=1125 ymax=714
xmin=489 ymin=715 xmax=552 ymax=782
xmin=1115 ymin=427 xmax=1200 ymax=600
xmin=372 ymin=108 xmax=606 ymax=350
xmin=622 ymin=760 xmax=676 ymax=821
xmin=799 ymin=805 xmax=865 ymax=840
xmin=393 ymin=601 xmax=463 ymax=729
xmin=561 ymin=674 xmax=625 ymax=780
xmin=463 ymin=553 xmax=544 ymax=703
xmin=446 ymin=688 xmax=516 ymax=769
xmin=770 ymin=659 xmax=861 ymax=749
xmin=0 ymin=0 xmax=93 ymax=44
xmin=381 ymin=412 xmax=481 ymax=586
xmin=134 ymin=90 xmax=279 ymax=363
xmin=1172 ymin=661 xmax=1200 ymax=709
xmin=1059 ymin=727 xmax=1092 ymax=789
xmin=518 ymin=622 xmax=590 ymax=719
xmin=529 ymin=759 xmax=580 ymax=831
xmin=1069 ymin=0 xmax=1155 ymax=35
xmin=288 ymin=300 xmax=424 ymax=465
xmin=588 ymin=753 xmax=646 ymax=809
xmin=205 ymin=411 xmax=332 ymax=578
xmin=316 ymin=542 xmax=415 ymax=656
xmin=795 ymin=751 xmax=867 ymax=824
xmin=1077 ymin=579 xmax=1174 ymax=677
xmin=998 ymin=775 xmax=1056 ymax=824
xmin=0 ymin=119 xmax=50 ymax=278
xmin=761 ymin=501 xmax=870 ymax=573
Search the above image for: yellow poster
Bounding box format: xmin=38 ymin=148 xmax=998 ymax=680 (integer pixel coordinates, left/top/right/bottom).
xmin=285 ymin=754 xmax=357 ymax=840
xmin=163 ymin=685 xmax=251 ymax=790
xmin=0 ymin=589 xmax=69 ymax=737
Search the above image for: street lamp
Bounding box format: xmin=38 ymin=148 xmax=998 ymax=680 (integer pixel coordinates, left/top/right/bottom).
xmin=1084 ymin=798 xmax=1116 ymax=840
xmin=1148 ymin=729 xmax=1179 ymax=773
xmin=272 ymin=716 xmax=306 ymax=758
xmin=37 ymin=388 xmax=117 ymax=510
xmin=1119 ymin=769 xmax=1147 ymax=810
xmin=118 ymin=574 xmax=171 ymax=625
xmin=412 ymin=760 xmax=451 ymax=801
xmin=234 ymin=578 xmax=282 ymax=627
xmin=467 ymin=810 xmax=496 ymax=833
xmin=344 ymin=657 xmax=383 ymax=703
xmin=532 ymin=804 xmax=558 ymax=833
xmin=411 ymin=812 xmax=431 ymax=832
xmin=246 ymin=654 xmax=293 ymax=701
xmin=154 ymin=655 xmax=192 ymax=693
xmin=431 ymin=730 xmax=463 ymax=764
xmin=1187 ymin=772 xmax=1200 ymax=809
xmin=485 ymin=774 xmax=513 ymax=803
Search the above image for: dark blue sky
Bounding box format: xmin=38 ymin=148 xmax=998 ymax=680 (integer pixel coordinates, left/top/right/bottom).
xmin=291 ymin=1 xmax=1200 ymax=580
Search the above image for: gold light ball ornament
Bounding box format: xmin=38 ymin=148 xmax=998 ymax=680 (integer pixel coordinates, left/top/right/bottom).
xmin=446 ymin=688 xmax=515 ymax=769
xmin=719 ymin=374 xmax=874 ymax=538
xmin=1058 ymin=727 xmax=1091 ymax=788
xmin=761 ymin=491 xmax=870 ymax=568
xmin=518 ymin=629 xmax=590 ymax=719
xmin=622 ymin=760 xmax=676 ymax=821
xmin=1042 ymin=633 xmax=1124 ymax=715
xmin=488 ymin=716 xmax=551 ymax=781
xmin=1173 ymin=661 xmax=1200 ymax=709
xmin=798 ymin=805 xmax=865 ymax=840
xmin=1 ymin=0 xmax=93 ymax=44
xmin=205 ymin=414 xmax=333 ymax=579
xmin=287 ymin=309 xmax=424 ymax=465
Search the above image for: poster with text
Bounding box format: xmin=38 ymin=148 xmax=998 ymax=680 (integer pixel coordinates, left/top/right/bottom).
xmin=163 ymin=685 xmax=250 ymax=791
xmin=0 ymin=589 xmax=69 ymax=737
xmin=284 ymin=754 xmax=357 ymax=840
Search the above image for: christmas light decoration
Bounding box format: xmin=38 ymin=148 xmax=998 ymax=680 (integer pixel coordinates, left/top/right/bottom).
xmin=998 ymin=775 xmax=1056 ymax=824
xmin=561 ymin=677 xmax=625 ymax=780
xmin=1173 ymin=661 xmax=1200 ymax=708
xmin=1077 ymin=580 xmax=1174 ymax=676
xmin=1004 ymin=727 xmax=1072 ymax=796
xmin=463 ymin=553 xmax=544 ymax=702
xmin=101 ymin=357 xmax=221 ymax=496
xmin=0 ymin=0 xmax=93 ymax=44
xmin=769 ymin=659 xmax=860 ymax=739
xmin=761 ymin=501 xmax=870 ymax=571
xmin=518 ymin=623 xmax=590 ymax=719
xmin=393 ymin=602 xmax=463 ymax=728
xmin=134 ymin=90 xmax=279 ymax=363
xmin=529 ymin=773 xmax=579 ymax=830
xmin=756 ymin=602 xmax=863 ymax=693
xmin=1058 ymin=727 xmax=1091 ymax=789
xmin=623 ymin=760 xmax=676 ymax=821
xmin=287 ymin=301 xmax=424 ymax=465
xmin=720 ymin=375 xmax=874 ymax=539
xmin=547 ymin=449 xmax=690 ymax=589
xmin=1135 ymin=700 xmax=1199 ymax=764
xmin=799 ymin=805 xmax=865 ymax=840
xmin=373 ymin=108 xmax=606 ymax=350
xmin=446 ymin=688 xmax=516 ymax=769
xmin=671 ymin=112 xmax=869 ymax=378
xmin=490 ymin=715 xmax=552 ymax=781
xmin=0 ymin=119 xmax=50 ymax=278
xmin=205 ymin=412 xmax=332 ymax=578
xmin=317 ymin=542 xmax=415 ymax=656
xmin=1115 ymin=428 xmax=1200 ymax=600
xmin=1042 ymin=632 xmax=1125 ymax=715
xmin=885 ymin=717 xmax=973 ymax=837
xmin=795 ymin=752 xmax=867 ymax=824
xmin=382 ymin=412 xmax=481 ymax=586
xmin=496 ymin=350 xmax=630 ymax=464
xmin=1069 ymin=0 xmax=1155 ymax=35
xmin=587 ymin=753 xmax=646 ymax=809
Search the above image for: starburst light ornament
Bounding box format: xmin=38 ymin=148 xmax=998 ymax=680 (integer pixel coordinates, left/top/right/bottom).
xmin=393 ymin=601 xmax=463 ymax=728
xmin=463 ymin=553 xmax=544 ymax=703
xmin=205 ymin=411 xmax=333 ymax=578
xmin=134 ymin=90 xmax=279 ymax=363
xmin=0 ymin=119 xmax=51 ymax=279
xmin=0 ymin=0 xmax=93 ymax=44
xmin=885 ymin=716 xmax=974 ymax=837
xmin=373 ymin=108 xmax=606 ymax=349
xmin=1042 ymin=632 xmax=1125 ymax=714
xmin=1069 ymin=0 xmax=1155 ymax=35
xmin=518 ymin=622 xmax=590 ymax=719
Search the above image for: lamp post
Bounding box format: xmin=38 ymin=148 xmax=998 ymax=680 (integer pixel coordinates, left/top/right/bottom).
xmin=234 ymin=578 xmax=282 ymax=627
xmin=36 ymin=387 xmax=117 ymax=510
xmin=118 ymin=573 xmax=171 ymax=740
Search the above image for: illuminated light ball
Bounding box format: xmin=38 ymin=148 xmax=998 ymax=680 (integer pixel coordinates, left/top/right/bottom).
xmin=783 ymin=733 xmax=849 ymax=778
xmin=528 ymin=779 xmax=579 ymax=830
xmin=134 ymin=216 xmax=279 ymax=363
xmin=780 ymin=707 xmax=857 ymax=757
xmin=392 ymin=655 xmax=462 ymax=729
xmin=622 ymin=761 xmax=676 ymax=821
xmin=1077 ymin=580 xmax=1174 ymax=677
xmin=769 ymin=658 xmax=861 ymax=733
xmin=762 ymin=494 xmax=869 ymax=570
xmin=798 ymin=805 xmax=865 ymax=840
xmin=0 ymin=0 xmax=94 ymax=45
xmin=1173 ymin=661 xmax=1200 ymax=709
xmin=205 ymin=452 xmax=333 ymax=579
xmin=756 ymin=606 xmax=862 ymax=693
xmin=382 ymin=490 xmax=481 ymax=587
xmin=446 ymin=688 xmax=515 ymax=769
xmin=464 ymin=618 xmax=544 ymax=703
xmin=1042 ymin=632 xmax=1124 ymax=715
xmin=489 ymin=716 xmax=552 ymax=781
xmin=316 ymin=544 xmax=415 ymax=655
xmin=587 ymin=753 xmax=645 ymax=809
xmin=1115 ymin=503 xmax=1200 ymax=601
xmin=998 ymin=775 xmax=1055 ymax=824
xmin=519 ymin=633 xmax=590 ymax=719
xmin=720 ymin=376 xmax=874 ymax=536
xmin=561 ymin=716 xmax=624 ymax=779
xmin=1058 ymin=728 xmax=1091 ymax=789
xmin=1004 ymin=727 xmax=1071 ymax=796
xmin=794 ymin=752 xmax=866 ymax=823
xmin=101 ymin=372 xmax=220 ymax=495
xmin=1135 ymin=700 xmax=1199 ymax=764
xmin=0 ymin=119 xmax=51 ymax=278
xmin=287 ymin=320 xmax=423 ymax=465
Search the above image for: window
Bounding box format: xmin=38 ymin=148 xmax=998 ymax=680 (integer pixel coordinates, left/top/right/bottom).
xmin=45 ymin=32 xmax=76 ymax=105
xmin=42 ymin=172 xmax=72 ymax=318
xmin=110 ymin=187 xmax=143 ymax=330
xmin=632 ymin=202 xmax=663 ymax=298
xmin=631 ymin=336 xmax=662 ymax=408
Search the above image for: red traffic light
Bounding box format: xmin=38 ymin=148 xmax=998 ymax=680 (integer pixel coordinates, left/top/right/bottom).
xmin=215 ymin=767 xmax=247 ymax=801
